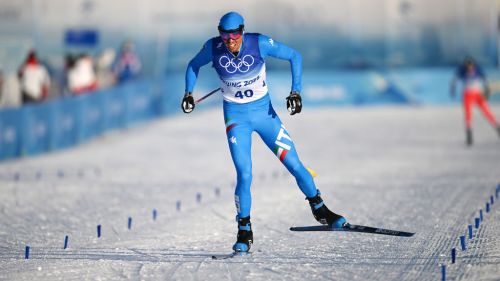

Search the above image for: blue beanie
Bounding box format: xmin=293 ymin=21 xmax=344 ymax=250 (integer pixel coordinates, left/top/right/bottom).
xmin=218 ymin=11 xmax=244 ymax=31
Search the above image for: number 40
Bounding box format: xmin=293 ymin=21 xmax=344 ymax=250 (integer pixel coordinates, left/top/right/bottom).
xmin=235 ymin=89 xmax=253 ymax=99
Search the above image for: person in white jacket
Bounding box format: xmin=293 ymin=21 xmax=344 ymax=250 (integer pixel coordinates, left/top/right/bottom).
xmin=18 ymin=50 xmax=51 ymax=104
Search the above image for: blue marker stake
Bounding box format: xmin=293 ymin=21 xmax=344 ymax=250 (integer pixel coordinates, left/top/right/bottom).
xmin=176 ymin=201 xmax=181 ymax=211
xmin=468 ymin=225 xmax=473 ymax=239
xmin=460 ymin=235 xmax=466 ymax=251
xmin=64 ymin=235 xmax=69 ymax=249
xmin=451 ymin=248 xmax=456 ymax=264
xmin=441 ymin=264 xmax=446 ymax=281
xmin=128 ymin=217 xmax=132 ymax=230
xmin=475 ymin=217 xmax=480 ymax=229
xmin=25 ymin=246 xmax=30 ymax=259
xmin=152 ymin=209 xmax=157 ymax=221
xmin=486 ymin=202 xmax=490 ymax=213
xmin=215 ymin=188 xmax=220 ymax=197
xmin=196 ymin=193 xmax=202 ymax=203
xmin=479 ymin=209 xmax=483 ymax=222
xmin=97 ymin=225 xmax=102 ymax=238
xmin=490 ymin=195 xmax=494 ymax=205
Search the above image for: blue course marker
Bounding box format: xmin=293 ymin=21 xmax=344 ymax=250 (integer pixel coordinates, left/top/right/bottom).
xmin=475 ymin=217 xmax=480 ymax=229
xmin=64 ymin=235 xmax=69 ymax=249
xmin=490 ymin=195 xmax=494 ymax=205
xmin=215 ymin=188 xmax=221 ymax=197
xmin=451 ymin=248 xmax=456 ymax=264
xmin=479 ymin=209 xmax=483 ymax=221
xmin=441 ymin=264 xmax=446 ymax=281
xmin=128 ymin=217 xmax=132 ymax=230
xmin=196 ymin=193 xmax=202 ymax=203
xmin=486 ymin=202 xmax=490 ymax=213
xmin=97 ymin=225 xmax=102 ymax=238
xmin=176 ymin=201 xmax=181 ymax=211
xmin=152 ymin=209 xmax=157 ymax=220
xmin=25 ymin=246 xmax=30 ymax=259
xmin=468 ymin=225 xmax=473 ymax=239
xmin=460 ymin=235 xmax=466 ymax=251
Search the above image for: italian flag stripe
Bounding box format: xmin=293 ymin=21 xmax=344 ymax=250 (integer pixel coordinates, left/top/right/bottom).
xmin=226 ymin=123 xmax=237 ymax=133
xmin=280 ymin=149 xmax=288 ymax=161
xmin=275 ymin=147 xmax=288 ymax=161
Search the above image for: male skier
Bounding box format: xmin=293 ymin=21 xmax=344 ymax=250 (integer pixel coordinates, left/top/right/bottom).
xmin=182 ymin=11 xmax=346 ymax=253
xmin=450 ymin=57 xmax=500 ymax=146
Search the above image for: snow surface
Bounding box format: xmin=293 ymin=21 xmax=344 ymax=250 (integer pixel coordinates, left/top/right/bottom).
xmin=0 ymin=105 xmax=499 ymax=281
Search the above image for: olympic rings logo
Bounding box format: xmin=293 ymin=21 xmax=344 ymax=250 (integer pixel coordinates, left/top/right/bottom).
xmin=219 ymin=55 xmax=255 ymax=73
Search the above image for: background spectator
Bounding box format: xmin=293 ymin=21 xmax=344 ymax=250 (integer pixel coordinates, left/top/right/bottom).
xmin=96 ymin=48 xmax=117 ymax=89
xmin=67 ymin=53 xmax=98 ymax=95
xmin=113 ymin=40 xmax=141 ymax=83
xmin=17 ymin=50 xmax=51 ymax=104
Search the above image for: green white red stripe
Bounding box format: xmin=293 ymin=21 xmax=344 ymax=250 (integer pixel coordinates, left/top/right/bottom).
xmin=225 ymin=118 xmax=237 ymax=133
xmin=274 ymin=146 xmax=288 ymax=161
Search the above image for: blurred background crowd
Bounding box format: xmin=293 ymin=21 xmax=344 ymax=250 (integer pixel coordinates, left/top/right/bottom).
xmin=1 ymin=40 xmax=141 ymax=107
xmin=0 ymin=0 xmax=499 ymax=108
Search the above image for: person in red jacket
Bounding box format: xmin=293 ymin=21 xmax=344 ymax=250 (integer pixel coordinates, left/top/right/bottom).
xmin=450 ymin=57 xmax=500 ymax=145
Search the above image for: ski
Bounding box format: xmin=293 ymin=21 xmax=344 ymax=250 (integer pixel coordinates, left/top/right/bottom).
xmin=290 ymin=223 xmax=415 ymax=237
xmin=211 ymin=251 xmax=251 ymax=260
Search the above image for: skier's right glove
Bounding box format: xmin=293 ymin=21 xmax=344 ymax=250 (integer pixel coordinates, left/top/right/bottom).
xmin=286 ymin=91 xmax=302 ymax=115
xmin=181 ymin=92 xmax=195 ymax=113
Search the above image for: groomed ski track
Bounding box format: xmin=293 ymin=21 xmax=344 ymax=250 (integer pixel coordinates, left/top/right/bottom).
xmin=0 ymin=105 xmax=499 ymax=280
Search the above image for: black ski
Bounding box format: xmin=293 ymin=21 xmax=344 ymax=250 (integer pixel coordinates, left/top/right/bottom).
xmin=290 ymin=223 xmax=415 ymax=237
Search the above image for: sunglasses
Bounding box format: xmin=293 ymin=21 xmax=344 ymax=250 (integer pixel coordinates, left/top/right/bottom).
xmin=220 ymin=31 xmax=242 ymax=41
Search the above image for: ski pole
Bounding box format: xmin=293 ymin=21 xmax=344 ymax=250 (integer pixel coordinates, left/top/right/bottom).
xmin=195 ymin=87 xmax=221 ymax=104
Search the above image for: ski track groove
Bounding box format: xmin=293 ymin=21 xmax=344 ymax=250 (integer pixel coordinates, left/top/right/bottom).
xmin=397 ymin=180 xmax=463 ymax=281
xmin=224 ymin=262 xmax=237 ymax=281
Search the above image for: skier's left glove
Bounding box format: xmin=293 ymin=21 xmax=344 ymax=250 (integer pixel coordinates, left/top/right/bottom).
xmin=181 ymin=92 xmax=195 ymax=113
xmin=286 ymin=91 xmax=302 ymax=115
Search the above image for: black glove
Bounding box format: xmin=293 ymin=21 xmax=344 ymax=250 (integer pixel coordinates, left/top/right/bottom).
xmin=181 ymin=93 xmax=195 ymax=113
xmin=286 ymin=91 xmax=302 ymax=115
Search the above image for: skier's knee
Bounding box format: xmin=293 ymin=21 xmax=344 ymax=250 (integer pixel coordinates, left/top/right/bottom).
xmin=288 ymin=163 xmax=304 ymax=177
xmin=237 ymin=170 xmax=252 ymax=185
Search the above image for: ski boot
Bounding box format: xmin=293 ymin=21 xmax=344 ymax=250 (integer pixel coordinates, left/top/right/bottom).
xmin=307 ymin=190 xmax=346 ymax=228
xmin=232 ymin=216 xmax=253 ymax=252
xmin=466 ymin=128 xmax=473 ymax=146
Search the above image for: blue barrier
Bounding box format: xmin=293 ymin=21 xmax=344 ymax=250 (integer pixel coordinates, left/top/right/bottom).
xmin=20 ymin=102 xmax=54 ymax=156
xmin=0 ymin=80 xmax=160 ymax=161
xmin=0 ymin=108 xmax=23 ymax=159
xmin=51 ymin=97 xmax=80 ymax=149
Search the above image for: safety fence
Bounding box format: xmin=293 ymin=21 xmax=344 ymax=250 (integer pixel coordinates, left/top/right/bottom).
xmin=0 ymin=80 xmax=176 ymax=161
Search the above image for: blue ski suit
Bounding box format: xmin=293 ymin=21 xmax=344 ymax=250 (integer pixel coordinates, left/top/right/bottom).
xmin=185 ymin=33 xmax=317 ymax=218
